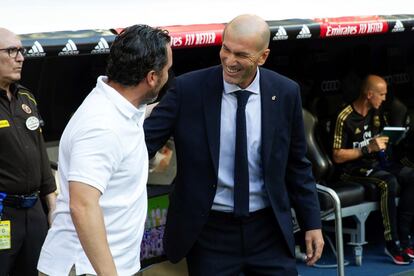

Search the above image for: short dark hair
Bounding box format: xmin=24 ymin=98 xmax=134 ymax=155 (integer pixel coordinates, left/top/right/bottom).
xmin=106 ymin=24 xmax=171 ymax=86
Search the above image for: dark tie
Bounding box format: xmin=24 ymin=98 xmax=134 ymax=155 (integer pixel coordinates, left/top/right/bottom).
xmin=234 ymin=90 xmax=252 ymax=217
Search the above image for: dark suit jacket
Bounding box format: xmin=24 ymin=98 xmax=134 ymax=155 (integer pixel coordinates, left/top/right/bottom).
xmin=144 ymin=65 xmax=321 ymax=263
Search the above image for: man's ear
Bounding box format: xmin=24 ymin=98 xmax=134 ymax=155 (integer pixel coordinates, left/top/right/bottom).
xmin=146 ymin=70 xmax=157 ymax=88
xmin=257 ymin=48 xmax=270 ymax=66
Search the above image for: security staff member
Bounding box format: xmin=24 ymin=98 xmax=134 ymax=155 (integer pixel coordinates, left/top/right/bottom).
xmin=0 ymin=27 xmax=56 ymax=276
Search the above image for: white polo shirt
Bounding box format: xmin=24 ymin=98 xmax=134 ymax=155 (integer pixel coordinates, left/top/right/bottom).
xmin=38 ymin=76 xmax=148 ymax=276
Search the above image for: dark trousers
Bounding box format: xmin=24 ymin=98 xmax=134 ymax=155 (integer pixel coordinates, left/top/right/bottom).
xmin=395 ymin=166 xmax=414 ymax=245
xmin=342 ymin=165 xmax=414 ymax=243
xmin=0 ymin=200 xmax=48 ymax=276
xmin=186 ymin=208 xmax=297 ymax=276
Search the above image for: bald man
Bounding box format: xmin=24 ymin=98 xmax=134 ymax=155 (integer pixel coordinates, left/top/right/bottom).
xmin=333 ymin=74 xmax=414 ymax=265
xmin=144 ymin=14 xmax=323 ymax=275
xmin=0 ymin=28 xmax=56 ymax=275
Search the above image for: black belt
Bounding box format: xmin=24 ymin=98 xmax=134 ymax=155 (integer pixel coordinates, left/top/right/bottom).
xmin=209 ymin=207 xmax=273 ymax=223
xmin=1 ymin=192 xmax=39 ymax=209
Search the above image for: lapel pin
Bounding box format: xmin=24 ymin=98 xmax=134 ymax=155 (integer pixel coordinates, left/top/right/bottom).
xmin=271 ymin=96 xmax=276 ymax=101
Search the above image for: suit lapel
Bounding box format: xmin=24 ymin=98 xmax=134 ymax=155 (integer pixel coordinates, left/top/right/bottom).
xmin=203 ymin=66 xmax=223 ymax=176
xmin=260 ymin=69 xmax=280 ymax=174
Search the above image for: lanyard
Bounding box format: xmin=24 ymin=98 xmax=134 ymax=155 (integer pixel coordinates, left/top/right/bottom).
xmin=0 ymin=192 xmax=6 ymax=220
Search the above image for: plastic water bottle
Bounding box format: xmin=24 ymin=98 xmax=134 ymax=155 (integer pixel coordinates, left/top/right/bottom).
xmin=378 ymin=149 xmax=389 ymax=169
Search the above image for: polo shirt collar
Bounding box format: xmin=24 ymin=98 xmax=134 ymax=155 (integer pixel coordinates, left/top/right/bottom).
xmin=97 ymin=76 xmax=145 ymax=124
xmin=223 ymin=67 xmax=260 ymax=95
xmin=0 ymin=83 xmax=19 ymax=99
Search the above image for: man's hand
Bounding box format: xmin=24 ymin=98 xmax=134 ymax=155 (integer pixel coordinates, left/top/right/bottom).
xmin=304 ymin=229 xmax=324 ymax=266
xmin=44 ymin=192 xmax=57 ymax=227
xmin=145 ymin=102 xmax=159 ymax=118
xmin=70 ymin=182 xmax=118 ymax=276
xmin=368 ymin=136 xmax=389 ymax=152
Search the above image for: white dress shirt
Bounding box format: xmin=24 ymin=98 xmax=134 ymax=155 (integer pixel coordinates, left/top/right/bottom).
xmin=212 ymin=69 xmax=269 ymax=212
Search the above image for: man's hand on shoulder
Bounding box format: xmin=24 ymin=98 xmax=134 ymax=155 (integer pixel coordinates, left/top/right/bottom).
xmin=304 ymin=229 xmax=324 ymax=266
xmin=145 ymin=102 xmax=159 ymax=118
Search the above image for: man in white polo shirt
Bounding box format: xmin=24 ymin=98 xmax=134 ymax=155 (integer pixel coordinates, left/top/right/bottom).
xmin=37 ymin=25 xmax=172 ymax=276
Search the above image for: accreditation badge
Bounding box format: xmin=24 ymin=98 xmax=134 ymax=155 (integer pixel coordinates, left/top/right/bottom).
xmin=21 ymin=104 xmax=32 ymax=114
xmin=0 ymin=120 xmax=10 ymax=128
xmin=25 ymin=116 xmax=40 ymax=131
xmin=0 ymin=220 xmax=11 ymax=250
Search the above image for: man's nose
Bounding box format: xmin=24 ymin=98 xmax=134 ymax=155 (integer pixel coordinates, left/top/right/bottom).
xmin=225 ymin=54 xmax=237 ymax=65
xmin=15 ymin=51 xmax=25 ymax=62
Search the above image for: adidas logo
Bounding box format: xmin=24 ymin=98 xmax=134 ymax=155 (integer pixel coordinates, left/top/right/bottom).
xmin=272 ymin=26 xmax=288 ymax=40
xmin=391 ymin=20 xmax=405 ymax=32
xmin=296 ymin=25 xmax=312 ymax=39
xmin=91 ymin=37 xmax=110 ymax=54
xmin=58 ymin=39 xmax=79 ymax=56
xmin=355 ymin=128 xmax=361 ymax=134
xmin=26 ymin=41 xmax=46 ymax=57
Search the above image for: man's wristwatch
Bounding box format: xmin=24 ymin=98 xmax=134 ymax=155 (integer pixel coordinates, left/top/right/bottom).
xmin=361 ymin=145 xmax=369 ymax=157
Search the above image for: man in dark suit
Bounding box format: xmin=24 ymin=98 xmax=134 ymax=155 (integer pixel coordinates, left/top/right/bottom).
xmin=144 ymin=14 xmax=324 ymax=275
